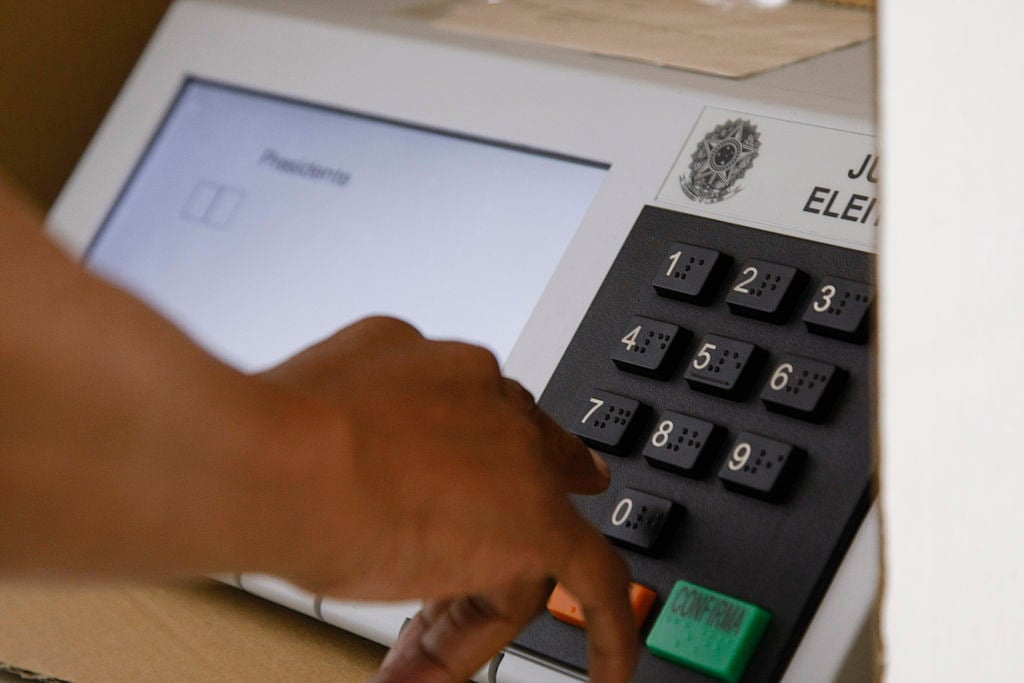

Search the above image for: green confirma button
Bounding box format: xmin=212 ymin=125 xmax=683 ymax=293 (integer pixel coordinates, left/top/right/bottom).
xmin=645 ymin=580 xmax=771 ymax=683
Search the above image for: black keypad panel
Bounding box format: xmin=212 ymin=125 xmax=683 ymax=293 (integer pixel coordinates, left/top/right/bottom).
xmin=642 ymin=411 xmax=721 ymax=476
xmin=725 ymin=259 xmax=804 ymax=323
xmin=516 ymin=207 xmax=874 ymax=683
xmin=760 ymin=354 xmax=843 ymax=421
xmin=719 ymin=433 xmax=802 ymax=501
xmin=600 ymin=487 xmax=679 ymax=554
xmin=683 ymin=333 xmax=760 ymax=399
xmin=570 ymin=389 xmax=647 ymax=455
xmin=652 ymin=242 xmax=728 ymax=304
xmin=611 ymin=316 xmax=689 ymax=379
xmin=802 ymin=277 xmax=874 ymax=342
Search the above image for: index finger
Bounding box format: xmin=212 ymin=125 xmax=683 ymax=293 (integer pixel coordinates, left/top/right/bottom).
xmin=501 ymin=378 xmax=611 ymax=494
xmin=550 ymin=502 xmax=638 ymax=683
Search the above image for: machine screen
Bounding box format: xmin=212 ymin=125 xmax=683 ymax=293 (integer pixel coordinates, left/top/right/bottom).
xmin=87 ymin=79 xmax=608 ymax=371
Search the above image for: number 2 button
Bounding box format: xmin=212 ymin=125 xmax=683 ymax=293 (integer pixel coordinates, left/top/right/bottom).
xmin=612 ymin=316 xmax=689 ymax=379
xmin=725 ymin=259 xmax=804 ymax=323
xmin=570 ymin=390 xmax=647 ymax=455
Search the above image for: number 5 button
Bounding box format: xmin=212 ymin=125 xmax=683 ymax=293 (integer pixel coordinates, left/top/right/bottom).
xmin=683 ymin=334 xmax=761 ymax=399
xmin=761 ymin=354 xmax=843 ymax=421
xmin=570 ymin=390 xmax=647 ymax=455
xmin=612 ymin=316 xmax=689 ymax=379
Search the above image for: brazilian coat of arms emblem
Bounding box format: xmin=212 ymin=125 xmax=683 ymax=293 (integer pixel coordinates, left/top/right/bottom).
xmin=681 ymin=119 xmax=761 ymax=203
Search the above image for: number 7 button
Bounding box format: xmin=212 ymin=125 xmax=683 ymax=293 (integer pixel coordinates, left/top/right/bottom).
xmin=570 ymin=390 xmax=648 ymax=455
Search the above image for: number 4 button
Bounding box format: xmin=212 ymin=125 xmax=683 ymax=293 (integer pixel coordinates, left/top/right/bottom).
xmin=613 ymin=316 xmax=690 ymax=379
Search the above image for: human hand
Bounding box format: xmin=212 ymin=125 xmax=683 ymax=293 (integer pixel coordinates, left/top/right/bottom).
xmin=257 ymin=317 xmax=637 ymax=683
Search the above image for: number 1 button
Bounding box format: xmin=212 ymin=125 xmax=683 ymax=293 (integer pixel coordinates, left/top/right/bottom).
xmin=570 ymin=390 xmax=647 ymax=455
xmin=652 ymin=242 xmax=728 ymax=305
xmin=612 ymin=316 xmax=689 ymax=379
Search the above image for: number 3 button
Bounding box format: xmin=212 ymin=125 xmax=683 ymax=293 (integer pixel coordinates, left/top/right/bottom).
xmin=802 ymin=277 xmax=874 ymax=342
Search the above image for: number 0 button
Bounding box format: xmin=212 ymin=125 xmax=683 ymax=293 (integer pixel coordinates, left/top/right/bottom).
xmin=601 ymin=487 xmax=678 ymax=554
xmin=719 ymin=433 xmax=802 ymax=501
xmin=570 ymin=390 xmax=647 ymax=455
xmin=612 ymin=316 xmax=689 ymax=379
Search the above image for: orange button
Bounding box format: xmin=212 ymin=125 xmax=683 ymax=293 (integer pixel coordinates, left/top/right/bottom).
xmin=547 ymin=581 xmax=657 ymax=630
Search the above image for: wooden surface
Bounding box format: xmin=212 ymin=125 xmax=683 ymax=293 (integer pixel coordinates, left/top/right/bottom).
xmin=0 ymin=580 xmax=385 ymax=682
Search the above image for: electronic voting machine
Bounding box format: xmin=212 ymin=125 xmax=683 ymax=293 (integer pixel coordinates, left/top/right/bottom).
xmin=47 ymin=1 xmax=880 ymax=681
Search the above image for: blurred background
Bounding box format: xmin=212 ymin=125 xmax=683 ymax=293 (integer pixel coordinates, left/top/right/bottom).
xmin=0 ymin=2 xmax=173 ymax=208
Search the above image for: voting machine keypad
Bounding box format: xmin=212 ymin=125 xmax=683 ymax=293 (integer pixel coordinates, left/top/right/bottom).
xmin=515 ymin=207 xmax=874 ymax=682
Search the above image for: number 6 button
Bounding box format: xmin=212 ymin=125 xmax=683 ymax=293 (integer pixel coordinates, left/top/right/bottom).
xmin=601 ymin=487 xmax=679 ymax=554
xmin=760 ymin=354 xmax=843 ymax=421
xmin=570 ymin=390 xmax=647 ymax=455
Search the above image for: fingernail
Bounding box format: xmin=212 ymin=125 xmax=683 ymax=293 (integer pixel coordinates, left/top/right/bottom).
xmin=591 ymin=450 xmax=611 ymax=480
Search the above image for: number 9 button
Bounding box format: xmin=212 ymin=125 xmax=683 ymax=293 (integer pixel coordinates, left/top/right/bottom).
xmin=719 ymin=433 xmax=802 ymax=501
